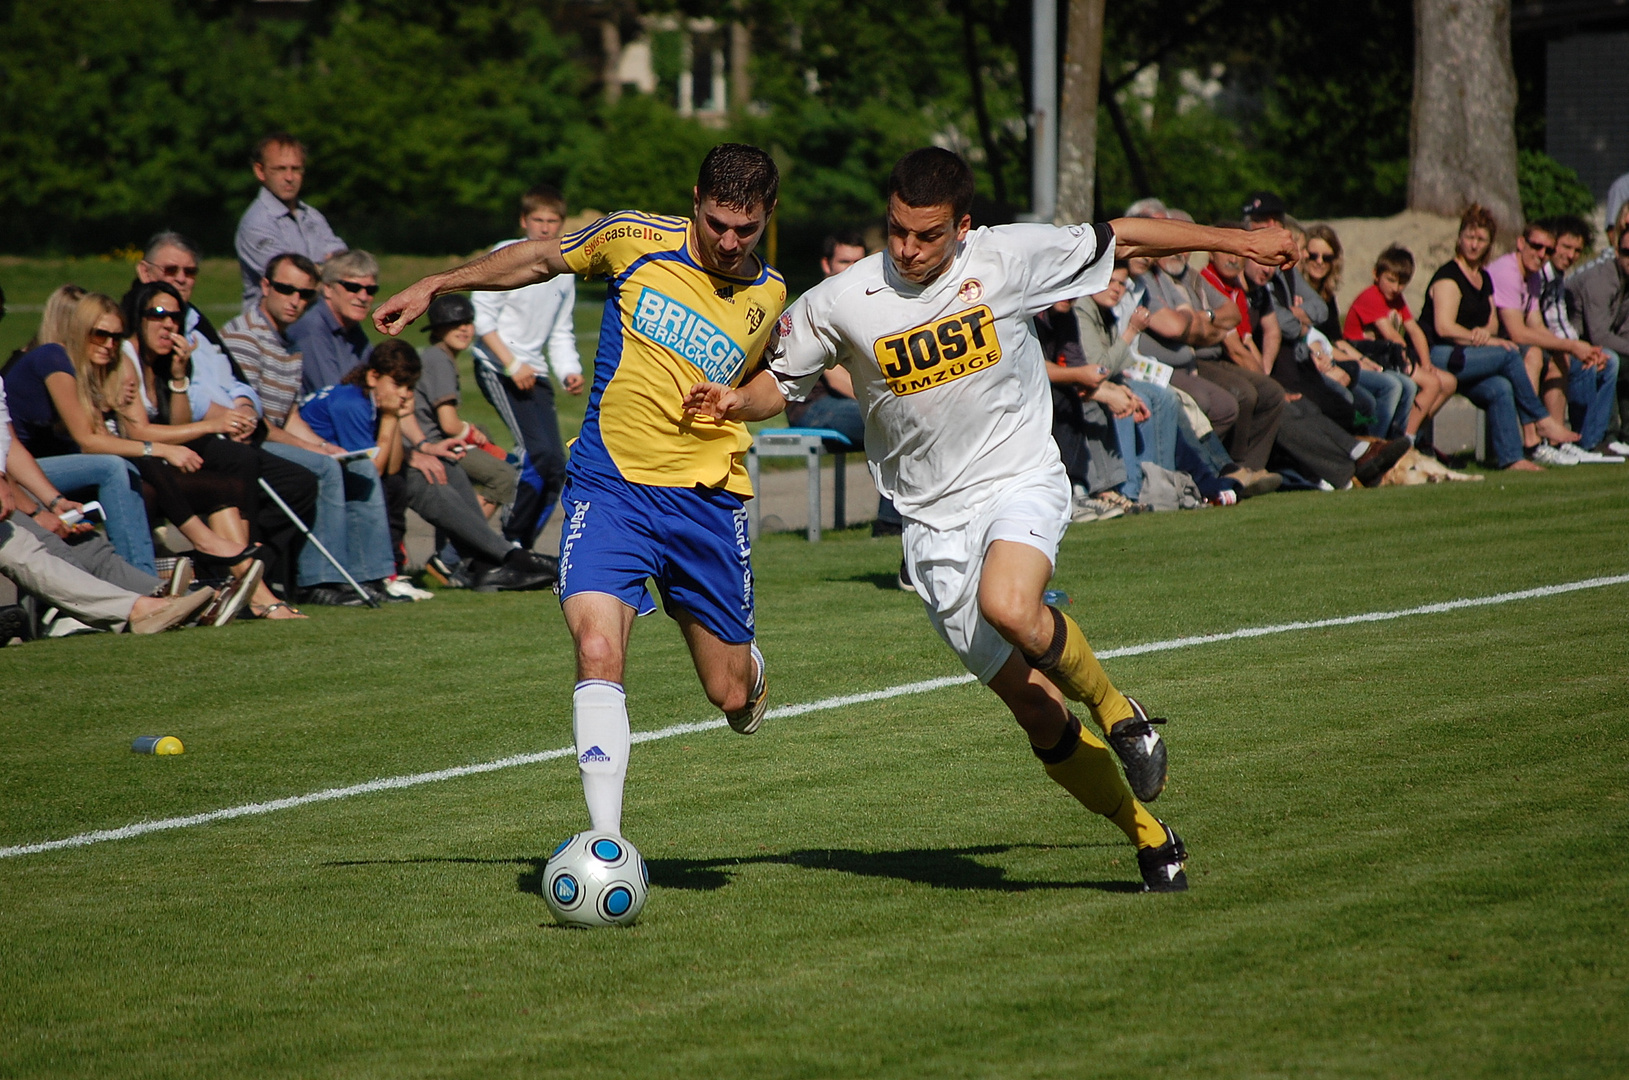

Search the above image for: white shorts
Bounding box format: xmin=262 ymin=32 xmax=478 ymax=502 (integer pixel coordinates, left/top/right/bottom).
xmin=903 ymin=461 xmax=1072 ymax=684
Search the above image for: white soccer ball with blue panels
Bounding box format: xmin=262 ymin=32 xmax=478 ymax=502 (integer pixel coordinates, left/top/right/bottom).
xmin=543 ymin=831 xmax=649 ymax=927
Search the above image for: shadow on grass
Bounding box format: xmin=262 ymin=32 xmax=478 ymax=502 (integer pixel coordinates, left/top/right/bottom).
xmin=829 ymin=571 xmax=905 ymax=591
xmin=324 ymin=842 xmax=1139 ymax=896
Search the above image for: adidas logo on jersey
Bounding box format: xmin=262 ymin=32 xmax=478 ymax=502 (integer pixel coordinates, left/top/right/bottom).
xmin=579 ymin=745 xmax=612 ymax=765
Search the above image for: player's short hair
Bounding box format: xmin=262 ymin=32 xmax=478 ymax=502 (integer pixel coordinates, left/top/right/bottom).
xmin=822 ymin=230 xmax=867 ymax=259
xmin=144 ymin=231 xmax=199 ymax=262
xmin=519 ymin=185 xmax=567 ymax=218
xmin=344 ymin=338 xmax=420 ymax=390
xmin=253 ymin=132 xmax=305 ymax=165
xmin=695 ymin=143 xmax=779 ymax=214
xmin=264 ymin=252 xmax=320 ymax=284
xmin=1542 ymin=214 xmax=1593 ymax=247
xmin=888 ymin=148 xmax=976 ymax=221
xmin=322 ymin=249 xmax=378 ymax=283
xmin=1374 ymin=245 xmax=1415 ymax=284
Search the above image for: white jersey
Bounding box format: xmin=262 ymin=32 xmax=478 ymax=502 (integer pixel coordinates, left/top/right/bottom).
xmin=471 ymin=238 xmax=582 ymax=381
xmin=770 ymin=222 xmax=1116 ymax=529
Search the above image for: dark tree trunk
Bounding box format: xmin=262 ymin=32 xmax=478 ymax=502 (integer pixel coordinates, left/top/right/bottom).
xmin=1409 ymin=0 xmax=1521 ymax=236
xmin=1057 ymin=0 xmax=1107 ymax=224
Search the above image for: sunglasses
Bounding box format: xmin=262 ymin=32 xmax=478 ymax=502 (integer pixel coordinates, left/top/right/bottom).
xmin=1524 ymin=238 xmax=1555 ymax=255
xmin=141 ymin=307 xmax=184 ymax=323
xmin=145 ymin=262 xmax=199 ymax=279
xmin=1304 ymin=252 xmax=1334 ymax=264
xmin=335 ymin=280 xmax=380 ymax=296
xmin=88 ymin=328 xmax=121 ymax=342
xmin=269 ymin=279 xmax=319 ymax=301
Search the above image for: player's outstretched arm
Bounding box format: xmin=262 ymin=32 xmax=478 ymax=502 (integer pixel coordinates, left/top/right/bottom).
xmin=372 ymin=239 xmax=570 ymax=336
xmin=1109 ymin=217 xmax=1297 ymax=268
xmin=682 ymin=368 xmax=787 ymax=423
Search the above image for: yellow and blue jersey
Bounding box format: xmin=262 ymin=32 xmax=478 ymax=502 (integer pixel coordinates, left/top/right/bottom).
xmin=560 ymin=211 xmax=787 ymax=496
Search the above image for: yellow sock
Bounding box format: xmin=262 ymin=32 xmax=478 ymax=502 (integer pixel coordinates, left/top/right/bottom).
xmin=1039 ymin=719 xmax=1167 ymax=849
xmin=1028 ymin=609 xmax=1134 ymax=733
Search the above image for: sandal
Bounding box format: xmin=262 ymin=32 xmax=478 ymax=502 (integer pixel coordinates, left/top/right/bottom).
xmin=193 ymin=542 xmax=265 ymax=568
xmin=251 ymin=602 xmax=307 ymax=620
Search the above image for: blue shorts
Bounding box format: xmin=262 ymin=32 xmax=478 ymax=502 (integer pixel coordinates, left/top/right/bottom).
xmin=557 ymin=469 xmax=755 ymax=644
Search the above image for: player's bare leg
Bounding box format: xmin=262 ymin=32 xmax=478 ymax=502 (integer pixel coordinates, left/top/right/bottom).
xmin=675 ymin=610 xmax=767 ymax=733
xmin=563 ymin=592 xmax=639 ymax=834
xmin=978 ymin=540 xmax=1168 ymax=802
xmin=986 ymin=650 xmax=1185 ymax=889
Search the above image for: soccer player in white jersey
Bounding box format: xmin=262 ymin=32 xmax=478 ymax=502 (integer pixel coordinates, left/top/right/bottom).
xmin=685 ymin=149 xmax=1296 ymax=891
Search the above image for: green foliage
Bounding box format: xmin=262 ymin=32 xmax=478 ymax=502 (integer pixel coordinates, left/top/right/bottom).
xmin=1095 ymin=89 xmax=1275 ymax=223
xmin=563 ymin=96 xmax=723 ymax=217
xmin=1518 ymin=149 xmax=1597 ymax=223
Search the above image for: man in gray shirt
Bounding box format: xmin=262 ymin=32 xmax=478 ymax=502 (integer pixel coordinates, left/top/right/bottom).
xmin=1565 ymin=237 xmax=1629 ymax=452
xmin=234 ymin=133 xmax=347 ymax=311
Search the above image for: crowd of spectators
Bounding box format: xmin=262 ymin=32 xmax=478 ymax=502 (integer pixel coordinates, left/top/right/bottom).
xmin=0 ymin=133 xmax=558 ymax=644
xmin=4 ymin=139 xmax=1627 ymax=642
xmin=1040 ymin=192 xmax=1627 ymax=523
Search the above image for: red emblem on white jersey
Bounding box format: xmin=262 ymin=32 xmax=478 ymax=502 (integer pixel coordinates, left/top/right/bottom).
xmin=957 ymin=278 xmax=984 ymax=304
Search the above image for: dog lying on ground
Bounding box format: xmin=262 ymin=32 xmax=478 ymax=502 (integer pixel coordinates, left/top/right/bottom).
xmin=1378 ymin=448 xmax=1484 ymax=485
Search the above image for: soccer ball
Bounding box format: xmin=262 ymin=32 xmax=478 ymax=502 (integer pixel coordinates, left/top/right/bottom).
xmin=542 ymin=831 xmax=649 ymax=928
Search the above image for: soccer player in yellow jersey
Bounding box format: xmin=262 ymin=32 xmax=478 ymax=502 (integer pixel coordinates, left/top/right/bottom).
xmin=374 ymin=145 xmax=785 ymax=838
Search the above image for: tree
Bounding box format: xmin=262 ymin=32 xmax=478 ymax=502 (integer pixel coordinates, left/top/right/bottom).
xmin=1408 ymin=0 xmax=1520 ymax=234
xmin=1056 ymin=0 xmax=1106 ymax=224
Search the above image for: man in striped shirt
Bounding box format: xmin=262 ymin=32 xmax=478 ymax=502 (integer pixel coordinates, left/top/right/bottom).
xmin=223 ymin=253 xmax=396 ymax=604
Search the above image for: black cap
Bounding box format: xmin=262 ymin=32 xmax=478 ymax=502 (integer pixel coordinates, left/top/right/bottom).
xmin=424 ymin=293 xmax=475 ymax=330
xmin=1241 ymin=191 xmax=1287 ymax=222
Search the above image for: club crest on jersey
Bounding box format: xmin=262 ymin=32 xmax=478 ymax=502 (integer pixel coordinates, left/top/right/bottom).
xmin=632 ymin=286 xmax=747 ymax=385
xmin=871 ymin=304 xmax=1001 ymax=396
xmin=957 ymin=278 xmax=984 ymax=303
xmin=746 ymin=302 xmax=766 ymax=334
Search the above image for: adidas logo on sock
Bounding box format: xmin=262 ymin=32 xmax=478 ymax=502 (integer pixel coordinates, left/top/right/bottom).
xmin=578 ymin=745 xmax=612 ymax=765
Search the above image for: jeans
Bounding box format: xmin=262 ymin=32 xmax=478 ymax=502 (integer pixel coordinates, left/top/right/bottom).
xmin=798 ymin=393 xmax=900 ymax=527
xmin=260 ymin=441 xmax=395 ymax=586
xmin=1430 ymin=344 xmax=1547 ymax=467
xmin=1567 ymin=349 xmax=1620 ymax=450
xmin=472 ymin=349 xmax=568 ymax=547
xmin=1355 ymin=368 xmax=1416 ymax=437
xmin=1112 ymin=379 xmax=1179 ymax=500
xmin=35 ymin=454 xmax=156 ymax=575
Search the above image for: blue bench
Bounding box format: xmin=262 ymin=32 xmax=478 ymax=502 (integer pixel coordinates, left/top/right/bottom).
xmin=746 ymin=427 xmax=855 ymax=542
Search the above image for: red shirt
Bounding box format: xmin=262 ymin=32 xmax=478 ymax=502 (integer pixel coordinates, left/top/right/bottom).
xmin=1200 ymin=265 xmax=1251 ymax=338
xmin=1344 ymin=284 xmax=1411 ymax=340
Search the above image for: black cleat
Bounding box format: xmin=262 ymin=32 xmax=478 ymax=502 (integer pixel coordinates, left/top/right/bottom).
xmin=1106 ymin=697 xmax=1168 ymax=803
xmin=1136 ymin=820 xmax=1188 ymax=892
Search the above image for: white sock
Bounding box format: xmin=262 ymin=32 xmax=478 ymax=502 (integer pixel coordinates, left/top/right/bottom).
xmin=573 ymin=680 xmax=630 ymax=835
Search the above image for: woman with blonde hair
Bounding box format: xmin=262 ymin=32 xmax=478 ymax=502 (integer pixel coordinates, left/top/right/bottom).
xmin=1 ymin=291 xmax=158 ymax=573
xmin=2 ymin=291 xmax=270 ymax=622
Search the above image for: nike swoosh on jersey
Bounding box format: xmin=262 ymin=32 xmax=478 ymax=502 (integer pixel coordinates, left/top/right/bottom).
xmin=865 ymin=286 xmax=889 ymax=295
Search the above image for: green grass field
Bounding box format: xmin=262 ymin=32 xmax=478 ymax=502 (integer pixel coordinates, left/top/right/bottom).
xmin=2 ymin=466 xmax=1625 ymax=1078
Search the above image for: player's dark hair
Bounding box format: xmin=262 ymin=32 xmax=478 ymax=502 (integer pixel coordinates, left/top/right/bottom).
xmin=520 ymin=185 xmax=567 ymax=218
xmin=263 ymin=252 xmax=319 ymax=284
xmin=253 ymin=131 xmax=305 ymax=165
xmin=1542 ymin=214 xmax=1593 ymax=247
xmin=1374 ymin=245 xmax=1415 ymax=285
xmin=888 ymin=148 xmax=975 ymax=221
xmin=343 ymin=338 xmax=420 ymax=390
xmin=822 ymin=230 xmax=867 ymax=260
xmin=695 ymin=143 xmax=779 ymax=214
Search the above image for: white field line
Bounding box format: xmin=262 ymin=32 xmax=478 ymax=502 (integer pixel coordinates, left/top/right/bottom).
xmin=4 ymin=573 xmax=1625 ymax=861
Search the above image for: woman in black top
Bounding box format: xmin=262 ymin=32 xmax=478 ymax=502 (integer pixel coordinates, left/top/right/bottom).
xmin=1419 ymin=205 xmax=1573 ymax=469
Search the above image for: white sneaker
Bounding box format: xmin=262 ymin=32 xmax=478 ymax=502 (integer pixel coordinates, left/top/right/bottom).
xmin=384 ymin=576 xmax=434 ymax=601
xmin=1572 ymin=447 xmax=1625 ymax=463
xmin=43 ymin=611 xmax=100 ymax=637
xmin=1553 ymin=442 xmax=1588 ymax=464
xmin=1530 ymin=444 xmax=1573 ymax=466
xmin=1609 ymin=441 xmax=1629 ymax=456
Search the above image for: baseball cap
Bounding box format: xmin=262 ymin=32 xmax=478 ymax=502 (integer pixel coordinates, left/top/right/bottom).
xmin=424 ymin=293 xmax=475 ymax=330
xmin=1241 ymin=191 xmax=1287 ymax=222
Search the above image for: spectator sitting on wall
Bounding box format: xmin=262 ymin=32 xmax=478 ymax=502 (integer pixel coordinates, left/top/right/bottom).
xmin=288 ymin=249 xmax=378 ymax=394
xmin=223 ymin=252 xmax=400 ymax=606
xmin=1564 ymin=222 xmax=1629 ymax=455
xmin=235 ymin=132 xmax=347 ymax=311
xmin=1418 ymin=204 xmax=1578 ymax=470
xmin=1531 ymin=215 xmax=1622 ymax=459
xmin=1486 ymin=219 xmax=1604 ymax=463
